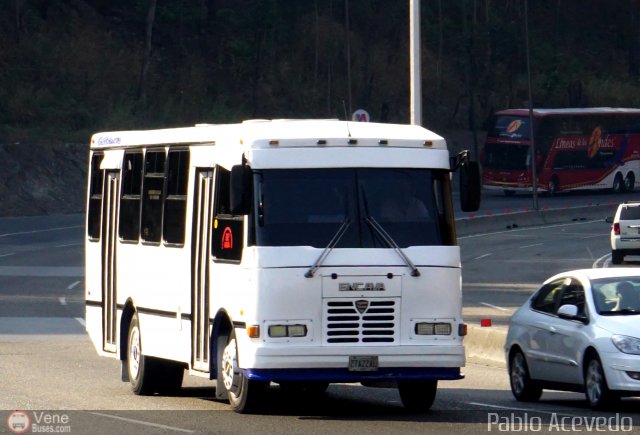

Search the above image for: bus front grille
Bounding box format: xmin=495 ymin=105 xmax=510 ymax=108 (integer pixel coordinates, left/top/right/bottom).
xmin=323 ymin=298 xmax=399 ymax=344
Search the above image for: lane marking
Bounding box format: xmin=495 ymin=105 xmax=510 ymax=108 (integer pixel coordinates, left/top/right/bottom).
xmin=59 ymin=297 xmax=67 ymax=306
xmin=89 ymin=412 xmax=194 ymax=433
xmin=0 ymin=225 xmax=83 ymax=238
xmin=592 ymin=253 xmax=611 ymax=269
xmin=480 ymin=302 xmax=510 ymax=312
xmin=467 ymin=401 xmax=584 ymax=418
xmin=463 ymin=283 xmax=538 ymax=289
xmin=519 ymin=243 xmax=542 ymax=249
xmin=67 ymin=280 xmax=82 ymax=290
xmin=0 ymin=253 xmax=15 ymax=258
xmin=75 ymin=317 xmax=86 ymax=327
xmin=473 ymin=253 xmax=492 ymax=260
xmin=54 ymin=243 xmax=82 ymax=248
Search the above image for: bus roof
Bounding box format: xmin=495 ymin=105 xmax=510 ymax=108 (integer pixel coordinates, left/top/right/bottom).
xmin=90 ymin=119 xmax=446 ymax=151
xmin=495 ymin=107 xmax=640 ymax=118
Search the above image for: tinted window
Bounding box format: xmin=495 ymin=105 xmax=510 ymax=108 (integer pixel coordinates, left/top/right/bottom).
xmin=531 ymin=279 xmax=566 ymax=314
xmin=140 ymin=150 xmax=166 ymax=243
xmin=254 ymin=168 xmax=451 ymax=248
xmin=484 ymin=143 xmax=530 ymax=170
xmin=163 ymin=150 xmax=190 ymax=245
xmin=87 ymin=154 xmax=104 ymax=240
xmin=620 ymin=206 xmax=640 ymax=220
xmin=119 ymin=152 xmax=143 ymax=242
xmin=212 ymin=166 xmax=244 ymax=262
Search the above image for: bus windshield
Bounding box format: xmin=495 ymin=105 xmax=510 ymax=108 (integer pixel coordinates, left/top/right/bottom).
xmin=484 ymin=143 xmax=531 ymax=170
xmin=253 ymin=168 xmax=452 ymax=248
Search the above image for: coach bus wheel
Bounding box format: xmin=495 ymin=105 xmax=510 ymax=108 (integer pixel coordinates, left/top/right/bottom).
xmin=127 ymin=313 xmax=159 ymax=395
xmin=397 ymin=380 xmax=437 ymax=412
xmin=625 ymin=172 xmax=635 ymax=192
xmin=613 ymin=173 xmax=624 ymax=193
xmin=547 ymin=177 xmax=559 ymax=195
xmin=220 ymin=332 xmax=268 ymax=413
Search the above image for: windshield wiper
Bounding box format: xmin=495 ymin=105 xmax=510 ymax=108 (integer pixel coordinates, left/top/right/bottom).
xmin=364 ymin=216 xmax=420 ymax=277
xmin=305 ymin=218 xmax=352 ymax=278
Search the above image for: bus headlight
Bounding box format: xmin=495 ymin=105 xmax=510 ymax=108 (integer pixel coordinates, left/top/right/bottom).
xmin=268 ymin=324 xmax=308 ymax=338
xmin=415 ymin=322 xmax=452 ymax=336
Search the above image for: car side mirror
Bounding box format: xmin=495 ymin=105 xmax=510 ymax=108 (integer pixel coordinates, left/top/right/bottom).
xmin=605 ymin=217 xmax=613 ymax=224
xmin=557 ymin=304 xmax=588 ymax=324
xmin=230 ymin=164 xmax=253 ymax=215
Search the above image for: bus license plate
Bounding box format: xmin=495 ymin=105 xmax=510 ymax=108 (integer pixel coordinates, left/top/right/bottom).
xmin=348 ymin=356 xmax=378 ymax=372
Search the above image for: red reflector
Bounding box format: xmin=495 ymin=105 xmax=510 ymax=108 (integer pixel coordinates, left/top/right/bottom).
xmin=613 ymin=223 xmax=620 ymax=235
xmin=480 ymin=319 xmax=492 ymax=327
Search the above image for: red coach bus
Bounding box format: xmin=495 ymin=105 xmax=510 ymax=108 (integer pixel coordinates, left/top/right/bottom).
xmin=482 ymin=108 xmax=640 ymax=196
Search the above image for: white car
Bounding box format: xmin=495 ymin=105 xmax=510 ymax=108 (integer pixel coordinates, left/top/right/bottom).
xmin=505 ymin=268 xmax=640 ymax=409
xmin=608 ymin=201 xmax=640 ymax=264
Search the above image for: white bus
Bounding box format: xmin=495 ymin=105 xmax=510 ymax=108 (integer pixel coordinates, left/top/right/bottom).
xmin=85 ymin=119 xmax=481 ymax=413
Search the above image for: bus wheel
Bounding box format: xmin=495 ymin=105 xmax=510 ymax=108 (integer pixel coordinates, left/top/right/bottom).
xmin=625 ymin=172 xmax=635 ymax=192
xmin=613 ymin=173 xmax=624 ymax=193
xmin=220 ymin=332 xmax=268 ymax=413
xmin=547 ymin=177 xmax=559 ymax=195
xmin=127 ymin=313 xmax=159 ymax=395
xmin=397 ymin=380 xmax=437 ymax=412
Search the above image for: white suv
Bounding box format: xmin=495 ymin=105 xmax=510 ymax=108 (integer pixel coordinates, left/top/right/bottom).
xmin=609 ymin=201 xmax=640 ymax=264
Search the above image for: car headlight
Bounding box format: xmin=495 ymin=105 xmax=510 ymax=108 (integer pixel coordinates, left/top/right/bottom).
xmin=612 ymin=334 xmax=640 ymax=355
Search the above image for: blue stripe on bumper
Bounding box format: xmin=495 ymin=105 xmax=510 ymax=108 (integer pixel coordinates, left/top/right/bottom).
xmin=244 ymin=367 xmax=463 ymax=383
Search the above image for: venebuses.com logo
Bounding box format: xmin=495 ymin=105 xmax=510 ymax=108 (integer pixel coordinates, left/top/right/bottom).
xmin=7 ymin=411 xmax=72 ymax=433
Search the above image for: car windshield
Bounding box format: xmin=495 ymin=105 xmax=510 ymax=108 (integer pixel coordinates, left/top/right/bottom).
xmin=591 ymin=277 xmax=640 ymax=315
xmin=253 ymin=168 xmax=454 ymax=248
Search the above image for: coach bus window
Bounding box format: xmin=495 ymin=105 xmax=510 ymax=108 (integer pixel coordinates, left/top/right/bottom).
xmin=141 ymin=150 xmax=166 ymax=244
xmin=87 ymin=154 xmax=104 ymax=240
xmin=212 ymin=166 xmax=244 ymax=262
xmin=119 ymin=152 xmax=143 ymax=242
xmin=163 ymin=150 xmax=190 ymax=245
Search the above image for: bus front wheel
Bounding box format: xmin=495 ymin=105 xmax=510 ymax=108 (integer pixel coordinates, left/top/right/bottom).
xmin=397 ymin=380 xmax=437 ymax=412
xmin=219 ymin=332 xmax=268 ymax=413
xmin=613 ymin=173 xmax=624 ymax=193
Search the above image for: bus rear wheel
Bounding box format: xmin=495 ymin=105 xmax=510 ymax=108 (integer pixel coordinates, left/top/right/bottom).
xmin=219 ymin=332 xmax=268 ymax=413
xmin=397 ymin=380 xmax=437 ymax=412
xmin=625 ymin=172 xmax=635 ymax=192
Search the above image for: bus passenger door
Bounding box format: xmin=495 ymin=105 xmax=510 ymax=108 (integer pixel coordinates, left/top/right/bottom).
xmin=102 ymin=171 xmax=120 ymax=354
xmin=191 ymin=169 xmax=213 ymax=372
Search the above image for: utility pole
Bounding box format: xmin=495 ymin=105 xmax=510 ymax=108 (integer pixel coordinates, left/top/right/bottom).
xmin=524 ymin=0 xmax=538 ymax=210
xmin=410 ymin=0 xmax=422 ymax=125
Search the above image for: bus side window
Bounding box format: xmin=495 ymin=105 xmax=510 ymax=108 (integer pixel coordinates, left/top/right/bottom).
xmin=119 ymin=152 xmax=143 ymax=242
xmin=163 ymin=150 xmax=190 ymax=245
xmin=87 ymin=154 xmax=104 ymax=240
xmin=212 ymin=166 xmax=244 ymax=262
xmin=141 ymin=150 xmax=166 ymax=244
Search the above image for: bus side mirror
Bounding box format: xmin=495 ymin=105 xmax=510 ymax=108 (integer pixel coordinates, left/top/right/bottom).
xmin=459 ymin=160 xmax=481 ymax=212
xmin=230 ymin=165 xmax=253 ymax=215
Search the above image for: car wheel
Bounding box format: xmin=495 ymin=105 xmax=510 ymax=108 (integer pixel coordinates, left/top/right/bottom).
xmin=611 ymin=250 xmax=624 ymax=265
xmin=585 ymin=356 xmax=619 ymax=410
xmin=220 ymin=332 xmax=268 ymax=413
xmin=509 ymin=350 xmax=542 ymax=402
xmin=613 ymin=173 xmax=624 ymax=193
xmin=397 ymin=380 xmax=437 ymax=412
xmin=625 ymin=172 xmax=635 ymax=192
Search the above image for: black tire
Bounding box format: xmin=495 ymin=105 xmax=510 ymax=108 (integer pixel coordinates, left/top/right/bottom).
xmin=219 ymin=331 xmax=268 ymax=413
xmin=585 ymin=356 xmax=619 ymax=410
xmin=509 ymin=350 xmax=542 ymax=402
xmin=127 ymin=313 xmax=158 ymax=395
xmin=625 ymin=172 xmax=635 ymax=192
xmin=548 ymin=177 xmax=559 ymax=195
xmin=611 ymin=250 xmax=624 ymax=265
xmin=613 ymin=173 xmax=624 ymax=193
xmin=127 ymin=313 xmax=184 ymax=395
xmin=397 ymin=380 xmax=437 ymax=412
